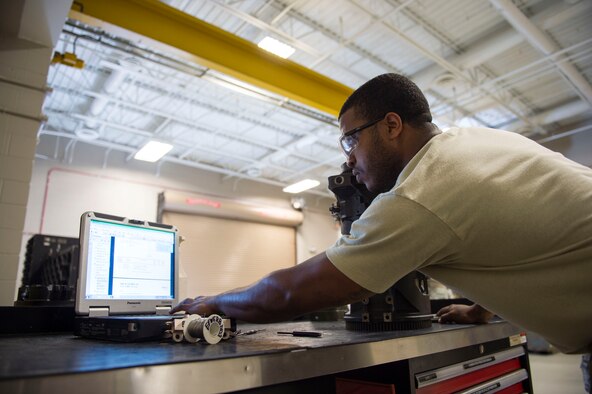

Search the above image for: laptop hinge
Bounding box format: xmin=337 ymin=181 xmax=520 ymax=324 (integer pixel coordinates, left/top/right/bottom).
xmin=89 ymin=307 xmax=110 ymax=317
xmin=155 ymin=306 xmax=171 ymax=315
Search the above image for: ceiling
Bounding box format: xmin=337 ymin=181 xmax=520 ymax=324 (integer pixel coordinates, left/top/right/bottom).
xmin=39 ymin=0 xmax=592 ymax=197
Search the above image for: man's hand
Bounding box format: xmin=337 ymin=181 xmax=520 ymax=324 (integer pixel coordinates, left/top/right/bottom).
xmin=170 ymin=296 xmax=216 ymax=316
xmin=436 ymin=303 xmax=494 ymax=324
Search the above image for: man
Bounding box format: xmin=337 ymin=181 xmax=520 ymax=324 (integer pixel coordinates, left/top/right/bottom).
xmin=172 ymin=74 xmax=591 ymax=388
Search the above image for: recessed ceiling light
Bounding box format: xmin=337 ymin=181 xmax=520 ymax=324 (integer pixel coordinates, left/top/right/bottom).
xmin=282 ymin=179 xmax=320 ymax=194
xmin=134 ymin=141 xmax=173 ymax=162
xmin=257 ymin=36 xmax=295 ymax=59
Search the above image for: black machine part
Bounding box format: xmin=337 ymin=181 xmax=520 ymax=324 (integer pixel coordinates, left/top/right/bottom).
xmin=21 ymin=234 xmax=79 ymax=286
xmin=328 ymin=164 xmax=432 ymax=331
xmin=16 ymin=234 xmax=79 ymax=306
xmin=1 ymin=235 xmax=80 ymax=335
xmin=328 ymin=163 xmax=376 ymax=235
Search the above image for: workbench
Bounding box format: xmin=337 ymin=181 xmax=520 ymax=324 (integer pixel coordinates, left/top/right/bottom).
xmin=0 ymin=320 xmax=531 ymax=393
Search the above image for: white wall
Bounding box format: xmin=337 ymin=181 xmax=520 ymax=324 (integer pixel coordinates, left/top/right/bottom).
xmin=17 ymin=138 xmax=339 ymax=302
xmin=0 ymin=0 xmax=72 ymax=305
xmin=541 ymin=130 xmax=592 ymax=168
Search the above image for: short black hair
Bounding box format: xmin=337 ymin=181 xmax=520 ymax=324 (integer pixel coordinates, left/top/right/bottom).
xmin=339 ymin=73 xmax=432 ymax=127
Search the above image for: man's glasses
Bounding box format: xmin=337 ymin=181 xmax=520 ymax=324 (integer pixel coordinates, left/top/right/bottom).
xmin=339 ymin=116 xmax=384 ymax=157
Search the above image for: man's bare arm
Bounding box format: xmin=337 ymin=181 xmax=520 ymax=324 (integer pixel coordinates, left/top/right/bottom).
xmin=170 ymin=252 xmax=374 ymax=323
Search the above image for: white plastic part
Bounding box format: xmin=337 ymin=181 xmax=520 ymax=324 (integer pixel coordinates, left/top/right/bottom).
xmin=172 ymin=332 xmax=184 ymax=343
xmin=182 ymin=314 xmax=225 ymax=344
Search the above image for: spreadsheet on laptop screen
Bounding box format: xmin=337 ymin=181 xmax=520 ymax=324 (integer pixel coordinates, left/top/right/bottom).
xmin=85 ymin=219 xmax=175 ymax=300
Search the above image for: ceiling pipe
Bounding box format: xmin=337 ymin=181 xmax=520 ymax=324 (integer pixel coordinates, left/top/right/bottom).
xmin=431 ymin=52 xmax=590 ymax=129
xmin=412 ymin=0 xmax=591 ymax=90
xmin=503 ymin=100 xmax=589 ymax=132
xmin=536 ymin=123 xmax=592 ymax=144
xmin=430 ymin=40 xmax=592 ymax=133
xmin=489 ymin=0 xmax=592 ymax=106
xmin=540 ymin=0 xmax=592 ymax=30
xmin=430 ymin=46 xmax=591 ymax=132
xmin=85 ymin=65 xmax=128 ymax=128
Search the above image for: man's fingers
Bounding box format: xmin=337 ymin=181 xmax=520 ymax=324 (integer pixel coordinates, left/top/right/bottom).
xmin=169 ymin=297 xmax=195 ymax=314
xmin=169 ymin=295 xmax=213 ymax=316
xmin=169 ymin=304 xmax=185 ymax=314
xmin=438 ymin=312 xmax=456 ymax=323
xmin=436 ymin=305 xmax=452 ymax=317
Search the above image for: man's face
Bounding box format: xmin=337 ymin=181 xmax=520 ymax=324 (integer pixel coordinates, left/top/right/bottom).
xmin=339 ymin=109 xmax=404 ymax=194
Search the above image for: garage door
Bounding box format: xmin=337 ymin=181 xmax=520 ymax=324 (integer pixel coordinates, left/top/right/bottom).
xmin=162 ymin=211 xmax=296 ymax=299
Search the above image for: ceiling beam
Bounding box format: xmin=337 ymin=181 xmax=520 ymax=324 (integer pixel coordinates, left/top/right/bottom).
xmin=69 ymin=0 xmax=352 ymax=117
xmin=490 ymin=0 xmax=592 ymax=106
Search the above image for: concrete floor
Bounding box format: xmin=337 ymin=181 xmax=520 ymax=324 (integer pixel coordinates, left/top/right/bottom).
xmin=529 ymin=352 xmax=587 ymax=393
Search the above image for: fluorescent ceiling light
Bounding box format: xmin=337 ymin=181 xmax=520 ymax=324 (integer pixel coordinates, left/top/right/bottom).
xmin=283 ymin=179 xmax=320 ymax=194
xmin=134 ymin=141 xmax=173 ymax=162
xmin=258 ymin=36 xmax=295 ymax=59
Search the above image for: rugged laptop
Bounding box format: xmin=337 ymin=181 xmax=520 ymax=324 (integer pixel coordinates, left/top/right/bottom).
xmin=74 ymin=211 xmax=179 ymax=341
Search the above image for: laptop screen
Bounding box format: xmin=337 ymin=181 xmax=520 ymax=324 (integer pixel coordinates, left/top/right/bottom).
xmin=85 ymin=218 xmax=176 ymax=300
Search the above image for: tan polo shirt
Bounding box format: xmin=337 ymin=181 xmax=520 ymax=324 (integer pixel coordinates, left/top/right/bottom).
xmin=327 ymin=127 xmax=592 ymax=354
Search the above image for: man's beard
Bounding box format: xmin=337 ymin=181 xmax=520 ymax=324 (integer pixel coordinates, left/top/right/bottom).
xmin=365 ymin=134 xmax=404 ymax=194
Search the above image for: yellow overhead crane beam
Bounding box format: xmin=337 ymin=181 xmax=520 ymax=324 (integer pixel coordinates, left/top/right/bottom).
xmin=69 ymin=0 xmax=353 ymax=118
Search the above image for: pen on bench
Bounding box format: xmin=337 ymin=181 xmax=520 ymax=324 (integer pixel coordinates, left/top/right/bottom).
xmin=237 ymin=329 xmax=265 ymax=336
xmin=277 ymin=331 xmax=323 ymax=337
